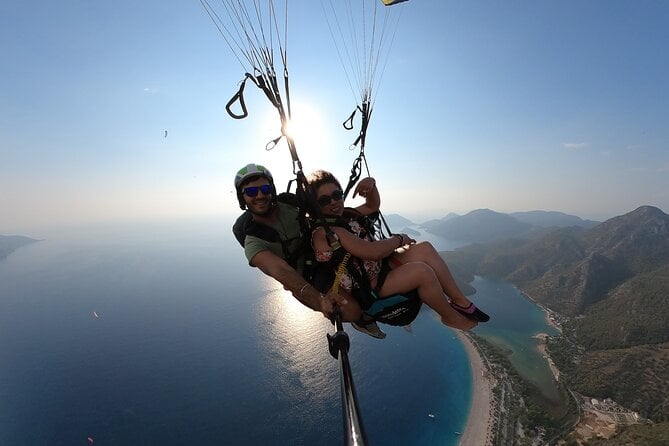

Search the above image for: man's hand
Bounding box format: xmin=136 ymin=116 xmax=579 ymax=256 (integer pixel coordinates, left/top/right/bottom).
xmin=319 ymin=290 xmax=366 ymax=323
xmin=319 ymin=291 xmax=349 ymax=318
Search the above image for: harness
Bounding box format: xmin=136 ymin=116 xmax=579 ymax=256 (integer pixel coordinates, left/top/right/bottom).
xmin=234 ymin=196 xmax=421 ymax=326
xmin=311 ymin=210 xmax=422 ymax=327
xmin=233 ymin=192 xmax=311 ymax=271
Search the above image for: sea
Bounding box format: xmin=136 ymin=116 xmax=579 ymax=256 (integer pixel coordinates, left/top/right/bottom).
xmin=0 ymin=219 xmax=558 ymax=446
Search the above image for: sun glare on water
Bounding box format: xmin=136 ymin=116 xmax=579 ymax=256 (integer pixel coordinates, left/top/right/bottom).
xmin=257 ymin=275 xmax=325 ymax=338
xmin=256 ymin=276 xmax=333 ymax=391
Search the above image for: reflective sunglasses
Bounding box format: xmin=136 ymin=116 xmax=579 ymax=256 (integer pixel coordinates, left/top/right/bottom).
xmin=317 ymin=189 xmax=344 ymax=206
xmin=243 ymin=184 xmax=273 ymax=197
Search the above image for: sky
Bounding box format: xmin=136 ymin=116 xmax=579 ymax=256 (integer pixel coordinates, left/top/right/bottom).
xmin=1 ymin=1 xmax=668 ymax=233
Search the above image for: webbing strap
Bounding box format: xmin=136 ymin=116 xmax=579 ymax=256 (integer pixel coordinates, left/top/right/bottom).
xmin=225 ymin=75 xmax=251 ymax=119
xmin=343 ymin=154 xmax=364 ymax=200
xmin=330 ymin=252 xmax=351 ymax=295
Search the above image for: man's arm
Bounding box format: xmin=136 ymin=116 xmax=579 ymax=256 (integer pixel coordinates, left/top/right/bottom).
xmin=250 ymin=250 xmax=348 ymax=317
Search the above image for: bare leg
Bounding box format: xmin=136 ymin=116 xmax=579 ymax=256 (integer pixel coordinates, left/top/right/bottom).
xmin=393 ymin=241 xmax=471 ymax=307
xmin=378 ymin=261 xmax=476 ymax=331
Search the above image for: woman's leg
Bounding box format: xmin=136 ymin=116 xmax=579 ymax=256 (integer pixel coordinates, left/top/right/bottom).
xmin=393 ymin=241 xmax=472 ymax=307
xmin=378 ymin=261 xmax=476 ymax=330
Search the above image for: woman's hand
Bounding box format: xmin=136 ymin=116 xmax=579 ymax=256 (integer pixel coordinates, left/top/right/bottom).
xmin=396 ymin=233 xmax=416 ymax=247
xmin=352 ymin=177 xmax=381 ymax=216
xmin=353 ymin=177 xmax=376 ymax=198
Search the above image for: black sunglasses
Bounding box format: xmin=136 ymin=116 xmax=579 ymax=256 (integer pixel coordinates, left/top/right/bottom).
xmin=243 ymin=184 xmax=273 ymax=197
xmin=317 ymin=189 xmax=344 ymax=206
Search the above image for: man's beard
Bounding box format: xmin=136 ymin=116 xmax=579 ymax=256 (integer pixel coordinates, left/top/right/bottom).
xmin=249 ymin=201 xmax=275 ymax=217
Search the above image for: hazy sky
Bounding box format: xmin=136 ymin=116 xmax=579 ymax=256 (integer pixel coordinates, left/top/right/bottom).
xmin=2 ymin=1 xmax=668 ymax=233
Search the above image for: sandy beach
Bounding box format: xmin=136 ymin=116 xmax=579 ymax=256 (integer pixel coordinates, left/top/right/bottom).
xmin=533 ymin=333 xmax=561 ymax=382
xmin=455 ymin=331 xmax=493 ymax=446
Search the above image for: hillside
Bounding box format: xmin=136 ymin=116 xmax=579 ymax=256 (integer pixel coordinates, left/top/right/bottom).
xmin=579 ymin=421 xmax=669 ymax=445
xmin=574 ymin=264 xmax=669 ymax=350
xmin=449 ymin=206 xmax=669 ymax=316
xmin=383 ymin=213 xmax=415 ymax=228
xmin=574 ymin=343 xmax=669 ymax=421
xmin=583 ymin=205 xmax=669 ymax=273
xmin=422 ymin=208 xmax=536 ymax=242
xmin=421 ymin=212 xmax=459 ymax=229
xmin=423 ymin=209 xmax=596 ymax=244
xmin=509 ymin=210 xmax=599 ymax=229
xmin=445 ymin=205 xmax=669 ymax=423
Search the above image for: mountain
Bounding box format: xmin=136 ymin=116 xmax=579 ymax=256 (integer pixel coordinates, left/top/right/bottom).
xmin=401 ymin=227 xmax=420 ymax=237
xmin=0 ymin=235 xmax=39 ymax=261
xmin=422 ymin=209 xmax=595 ymax=244
xmin=421 ymin=212 xmax=459 ymax=229
xmin=574 ymin=264 xmax=669 ymax=349
xmin=569 ymin=341 xmax=669 ymax=428
xmin=582 ymin=205 xmax=669 ymax=273
xmin=448 ymin=206 xmax=669 ymax=316
xmin=445 ymin=205 xmax=669 ymax=422
xmin=383 ymin=213 xmax=415 ymax=228
xmin=509 ymin=210 xmax=599 ymax=229
xmin=422 ymin=209 xmax=536 ymax=243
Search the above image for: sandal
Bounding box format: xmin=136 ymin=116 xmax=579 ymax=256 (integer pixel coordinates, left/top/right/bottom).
xmin=351 ymin=316 xmax=387 ymax=339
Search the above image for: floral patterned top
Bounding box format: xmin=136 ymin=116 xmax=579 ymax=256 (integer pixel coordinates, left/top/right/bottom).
xmin=312 ymin=219 xmax=381 ymax=292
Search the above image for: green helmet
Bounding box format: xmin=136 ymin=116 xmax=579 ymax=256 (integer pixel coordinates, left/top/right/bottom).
xmin=234 ymin=163 xmax=275 ymax=210
xmin=234 ymin=163 xmax=273 ymax=188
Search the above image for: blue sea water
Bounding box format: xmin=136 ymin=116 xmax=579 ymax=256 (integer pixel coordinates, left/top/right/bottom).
xmin=1 ymin=221 xmax=478 ymax=446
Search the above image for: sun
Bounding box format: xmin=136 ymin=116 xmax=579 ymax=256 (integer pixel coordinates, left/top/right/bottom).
xmin=257 ymin=99 xmax=341 ymax=172
xmin=282 ymin=101 xmax=328 ymax=153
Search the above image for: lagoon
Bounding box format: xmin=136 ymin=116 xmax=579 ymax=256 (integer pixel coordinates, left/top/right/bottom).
xmin=468 ymin=276 xmax=562 ymax=402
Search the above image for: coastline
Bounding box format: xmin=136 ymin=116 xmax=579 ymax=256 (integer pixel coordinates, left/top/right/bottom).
xmin=455 ymin=331 xmax=493 ymax=446
xmin=518 ymin=289 xmax=562 ymax=334
xmin=533 ymin=333 xmax=561 ymax=382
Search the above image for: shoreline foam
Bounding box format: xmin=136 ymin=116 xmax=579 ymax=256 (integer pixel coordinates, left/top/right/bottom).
xmin=455 ymin=331 xmax=493 ymax=446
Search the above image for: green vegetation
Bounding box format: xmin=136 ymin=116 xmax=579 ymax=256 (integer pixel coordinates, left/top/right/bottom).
xmin=571 ymin=343 xmax=669 ymax=422
xmin=471 ymin=335 xmax=578 ymax=445
xmin=575 ymin=265 xmax=669 ymax=350
xmin=444 ymin=206 xmax=669 ymax=440
xmin=582 ymin=421 xmax=669 ymax=445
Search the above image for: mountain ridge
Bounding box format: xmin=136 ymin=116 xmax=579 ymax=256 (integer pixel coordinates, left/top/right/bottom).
xmin=421 ymin=209 xmax=599 ymax=243
xmin=444 ymin=205 xmax=669 ymax=423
